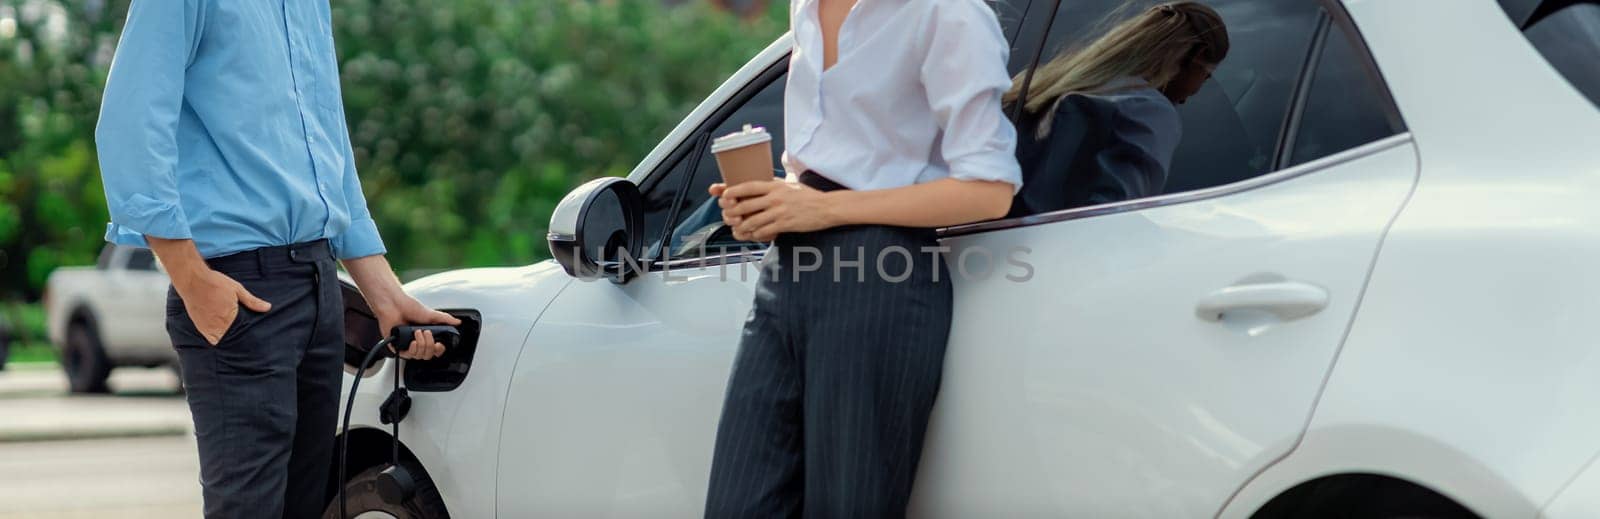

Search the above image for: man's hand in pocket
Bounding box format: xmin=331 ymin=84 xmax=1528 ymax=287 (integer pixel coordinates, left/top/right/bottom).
xmin=148 ymin=237 xmax=273 ymax=346
xmin=175 ymin=268 xmax=272 ymax=346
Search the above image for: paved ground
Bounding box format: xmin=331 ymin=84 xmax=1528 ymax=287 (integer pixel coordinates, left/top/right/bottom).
xmin=0 ymin=366 xmax=190 ymax=442
xmin=0 ymin=366 xmax=202 ymax=517
xmin=0 ymin=364 xmax=182 ymax=397
xmin=0 ymin=434 xmax=203 ymax=518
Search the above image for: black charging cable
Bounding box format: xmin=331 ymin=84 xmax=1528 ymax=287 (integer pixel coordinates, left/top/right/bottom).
xmin=339 ymin=336 xmax=392 ymax=519
xmin=390 ymin=363 xmax=402 ymax=468
xmin=338 ymin=325 xmax=459 ymax=519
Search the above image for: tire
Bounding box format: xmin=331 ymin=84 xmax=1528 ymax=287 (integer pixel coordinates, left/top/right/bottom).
xmin=1252 ymin=475 xmax=1480 ymax=519
xmin=63 ymin=321 xmax=112 ymax=394
xmin=323 ymin=463 xmax=449 ymax=519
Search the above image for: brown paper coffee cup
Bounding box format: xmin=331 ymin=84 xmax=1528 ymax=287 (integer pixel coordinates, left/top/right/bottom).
xmin=711 ymin=124 xmax=774 ymax=186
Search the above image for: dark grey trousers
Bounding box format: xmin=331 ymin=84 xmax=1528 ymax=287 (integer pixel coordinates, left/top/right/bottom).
xmin=165 ymin=240 xmax=345 ymax=519
xmin=704 ymin=176 xmax=954 ymax=518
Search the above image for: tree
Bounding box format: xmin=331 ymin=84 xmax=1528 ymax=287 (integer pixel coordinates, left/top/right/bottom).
xmin=331 ymin=0 xmax=784 ymax=271
xmin=0 ymin=0 xmax=784 ymax=298
xmin=0 ymin=0 xmax=127 ymax=299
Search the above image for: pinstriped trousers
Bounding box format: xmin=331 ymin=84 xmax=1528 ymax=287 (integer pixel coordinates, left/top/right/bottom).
xmin=704 ymin=218 xmax=954 ymax=519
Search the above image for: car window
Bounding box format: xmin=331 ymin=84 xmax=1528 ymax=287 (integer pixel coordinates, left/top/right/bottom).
xmin=1034 ymin=0 xmax=1151 ymax=63
xmin=634 ymin=2 xmax=1030 ymax=261
xmin=1288 ymin=20 xmax=1406 ymax=167
xmin=1498 ymin=0 xmax=1545 ymax=25
xmin=656 ymin=74 xmax=787 ymax=261
xmin=126 ymin=248 xmax=158 ymax=271
xmin=639 ymin=145 xmax=700 ymax=261
xmin=1165 ymin=0 xmax=1321 ymax=192
xmin=994 ymin=0 xmax=1031 ymax=43
xmin=1522 ymin=3 xmax=1600 ymax=108
xmin=993 ymin=0 xmax=1041 ymax=74
xmin=1011 ymin=0 xmax=1320 ymax=201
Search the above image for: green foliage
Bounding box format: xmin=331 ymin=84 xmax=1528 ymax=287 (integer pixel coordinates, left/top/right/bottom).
xmin=2 ymin=300 xmax=53 ymax=366
xmin=6 ymin=343 xmax=56 ymax=364
xmin=0 ymin=0 xmax=785 ymax=298
xmin=2 ymin=299 xmax=47 ymax=347
xmin=0 ymin=0 xmax=125 ymax=299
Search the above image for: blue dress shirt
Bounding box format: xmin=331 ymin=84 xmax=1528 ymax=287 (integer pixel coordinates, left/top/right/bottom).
xmin=96 ymin=0 xmax=384 ymax=260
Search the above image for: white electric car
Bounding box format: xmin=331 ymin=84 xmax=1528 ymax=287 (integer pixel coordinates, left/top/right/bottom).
xmin=330 ymin=0 xmax=1600 ymax=517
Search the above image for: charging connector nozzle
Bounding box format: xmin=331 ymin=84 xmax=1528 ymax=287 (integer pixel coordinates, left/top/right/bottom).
xmin=387 ymin=325 xmax=460 ymax=355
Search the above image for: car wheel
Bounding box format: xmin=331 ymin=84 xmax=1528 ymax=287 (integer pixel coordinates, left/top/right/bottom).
xmin=323 ymin=464 xmax=449 ymax=519
xmin=1253 ymin=475 xmax=1479 ymax=519
xmin=63 ymin=322 xmax=112 ymax=394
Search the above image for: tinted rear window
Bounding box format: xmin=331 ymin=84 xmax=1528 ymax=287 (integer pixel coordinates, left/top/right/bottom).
xmin=1519 ymin=3 xmax=1600 ymax=108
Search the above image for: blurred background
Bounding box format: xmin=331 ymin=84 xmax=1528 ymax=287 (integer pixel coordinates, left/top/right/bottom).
xmin=0 ymin=1 xmax=783 ymax=516
xmin=0 ymin=0 xmax=784 ymax=365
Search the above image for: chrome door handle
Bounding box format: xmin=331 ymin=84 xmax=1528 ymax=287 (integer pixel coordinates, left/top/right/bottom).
xmin=1195 ymin=281 xmax=1329 ymax=322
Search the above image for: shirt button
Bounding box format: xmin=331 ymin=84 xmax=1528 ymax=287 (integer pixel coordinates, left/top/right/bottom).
xmin=306 ymin=136 xmax=315 ymax=144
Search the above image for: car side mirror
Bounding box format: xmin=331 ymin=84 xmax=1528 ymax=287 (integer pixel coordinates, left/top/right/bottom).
xmin=547 ymin=177 xmax=645 ymax=283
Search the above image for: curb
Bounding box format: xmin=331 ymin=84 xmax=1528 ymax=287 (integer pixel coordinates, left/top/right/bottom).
xmin=0 ymin=361 xmax=59 ymax=372
xmin=0 ymin=368 xmax=192 ymax=444
xmin=0 ymin=424 xmax=189 ymax=443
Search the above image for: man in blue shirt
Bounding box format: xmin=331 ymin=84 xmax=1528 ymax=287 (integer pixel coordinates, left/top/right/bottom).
xmin=96 ymin=1 xmax=456 ymax=517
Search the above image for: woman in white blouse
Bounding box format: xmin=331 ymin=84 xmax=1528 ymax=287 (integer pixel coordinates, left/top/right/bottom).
xmin=702 ymin=0 xmax=1022 ymax=517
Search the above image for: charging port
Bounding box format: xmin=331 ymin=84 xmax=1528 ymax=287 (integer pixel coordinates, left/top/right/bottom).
xmin=340 ymin=280 xmax=483 ymax=390
xmin=402 ymin=310 xmax=481 ymax=392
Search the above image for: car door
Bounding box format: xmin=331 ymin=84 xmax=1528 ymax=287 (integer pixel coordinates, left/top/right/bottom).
xmin=911 ymin=2 xmax=1418 ymax=516
xmin=495 ymin=63 xmax=787 ymax=518
xmin=99 ymin=247 xmax=168 ymax=353
xmin=125 ymin=248 xmax=172 ymax=351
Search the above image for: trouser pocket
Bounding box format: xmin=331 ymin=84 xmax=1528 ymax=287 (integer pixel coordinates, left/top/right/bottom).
xmin=166 ymin=286 xmax=263 ymax=348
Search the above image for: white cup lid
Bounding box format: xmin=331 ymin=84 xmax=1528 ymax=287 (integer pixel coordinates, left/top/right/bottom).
xmin=711 ymin=124 xmax=772 ymax=153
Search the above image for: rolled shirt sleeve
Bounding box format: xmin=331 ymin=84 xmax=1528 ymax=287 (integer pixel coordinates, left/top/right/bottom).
xmin=96 ymin=0 xmax=205 ymax=246
xmin=329 ymin=120 xmax=386 ymax=260
xmin=918 ymin=0 xmax=1024 ymax=193
xmin=332 ymin=214 xmax=385 ymax=260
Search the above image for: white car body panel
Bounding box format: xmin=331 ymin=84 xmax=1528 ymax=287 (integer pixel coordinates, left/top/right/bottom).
xmin=1546 ymin=458 xmax=1600 ymax=518
xmin=98 ymin=265 xmax=168 ymax=353
xmin=349 ymin=263 xmax=571 ymax=519
xmin=915 ymin=137 xmax=1417 ymax=517
xmin=340 ymin=0 xmax=1600 ymax=516
xmin=1224 ymin=0 xmax=1600 ymax=517
xmin=496 ymin=265 xmax=759 ymax=517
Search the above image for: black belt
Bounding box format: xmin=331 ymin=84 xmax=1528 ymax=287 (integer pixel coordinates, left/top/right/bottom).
xmin=799 ymin=170 xmax=850 ymax=192
xmin=205 ymin=239 xmax=334 ymax=275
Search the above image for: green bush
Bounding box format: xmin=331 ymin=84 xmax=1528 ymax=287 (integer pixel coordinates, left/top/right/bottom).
xmin=0 ymin=0 xmax=122 ymax=300
xmin=1 ymin=300 xmax=48 ymax=350
xmin=332 ymin=0 xmax=784 ymax=269
xmin=0 ymin=0 xmax=785 ymax=299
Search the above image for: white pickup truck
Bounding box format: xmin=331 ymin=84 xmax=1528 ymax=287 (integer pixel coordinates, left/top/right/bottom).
xmin=43 ymin=244 xmax=172 ymax=393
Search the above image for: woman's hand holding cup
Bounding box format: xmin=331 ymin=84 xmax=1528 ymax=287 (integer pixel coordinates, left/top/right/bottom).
xmin=714 ymin=180 xmax=837 ymax=243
